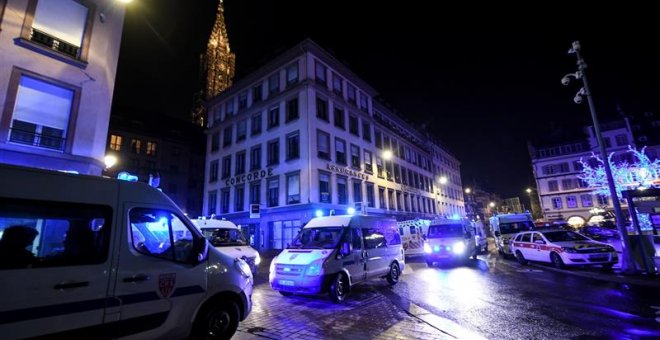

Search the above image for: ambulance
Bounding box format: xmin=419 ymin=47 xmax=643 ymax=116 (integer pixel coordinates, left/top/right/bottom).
xmin=489 ymin=212 xmax=535 ymax=257
xmin=191 ymin=218 xmax=261 ymax=275
xmin=269 ymin=215 xmax=404 ymax=303
xmin=423 ymin=217 xmax=478 ymax=266
xmin=397 ymin=219 xmax=431 ymax=257
xmin=0 ymin=164 xmax=252 ymax=339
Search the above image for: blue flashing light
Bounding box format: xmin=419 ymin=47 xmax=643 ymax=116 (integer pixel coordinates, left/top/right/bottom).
xmin=347 ymin=207 xmax=356 ymax=215
xmin=445 ymin=246 xmax=451 ymax=251
xmin=451 ymin=213 xmax=461 ymax=220
xmin=117 ymin=171 xmax=138 ymax=182
xmin=433 ymin=245 xmax=440 ymax=252
xmin=315 ymin=210 xmax=324 ymax=218
xmin=158 ymin=217 xmax=168 ymax=225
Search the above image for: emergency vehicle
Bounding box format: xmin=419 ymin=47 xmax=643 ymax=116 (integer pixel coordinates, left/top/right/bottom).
xmin=489 ymin=212 xmax=535 ymax=256
xmin=397 ymin=219 xmax=431 ymax=257
xmin=191 ymin=218 xmax=261 ymax=275
xmin=510 ymin=229 xmax=618 ymax=269
xmin=0 ymin=164 xmax=252 ymax=339
xmin=423 ymin=217 xmax=478 ymax=266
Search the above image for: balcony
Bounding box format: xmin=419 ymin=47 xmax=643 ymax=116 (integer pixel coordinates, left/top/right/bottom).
xmin=30 ymin=28 xmax=80 ymax=59
xmin=9 ymin=128 xmax=66 ymax=151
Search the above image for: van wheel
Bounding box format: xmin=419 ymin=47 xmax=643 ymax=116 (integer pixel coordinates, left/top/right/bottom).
xmin=515 ymin=250 xmax=527 ymax=265
xmin=193 ymin=300 xmax=240 ymax=340
xmin=426 ymin=259 xmax=434 ymax=267
xmin=279 ymin=291 xmax=293 ymax=297
xmin=551 ymin=252 xmax=565 ymax=269
xmin=329 ymin=273 xmax=348 ymax=303
xmin=386 ymin=263 xmax=400 ymax=285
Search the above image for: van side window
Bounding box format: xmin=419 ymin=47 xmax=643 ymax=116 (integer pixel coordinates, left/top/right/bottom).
xmin=409 ymin=226 xmax=416 ymax=235
xmin=362 ymin=228 xmax=386 ymax=249
xmin=351 ymin=228 xmax=362 ymax=250
xmin=129 ymin=208 xmax=196 ymax=263
xmin=0 ymin=198 xmax=111 ymax=269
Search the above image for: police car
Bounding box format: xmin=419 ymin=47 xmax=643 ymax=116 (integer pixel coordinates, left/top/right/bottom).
xmin=510 ymin=229 xmax=617 ymax=269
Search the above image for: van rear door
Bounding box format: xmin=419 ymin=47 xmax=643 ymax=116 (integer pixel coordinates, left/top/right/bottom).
xmin=109 ymin=205 xmax=207 ymax=338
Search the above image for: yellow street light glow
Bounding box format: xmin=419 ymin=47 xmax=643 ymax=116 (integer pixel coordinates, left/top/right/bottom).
xmin=465 ymin=188 xmax=471 ymax=194
xmin=439 ymin=176 xmax=448 ymax=185
xmin=104 ymin=155 xmax=118 ymax=169
xmin=382 ymin=150 xmax=393 ymax=160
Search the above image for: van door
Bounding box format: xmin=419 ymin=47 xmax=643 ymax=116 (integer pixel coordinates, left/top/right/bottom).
xmin=362 ymin=227 xmax=388 ymax=278
xmin=0 ymin=199 xmax=113 ymax=338
xmin=109 ymin=206 xmax=207 ymax=339
xmin=343 ymin=228 xmax=366 ymax=284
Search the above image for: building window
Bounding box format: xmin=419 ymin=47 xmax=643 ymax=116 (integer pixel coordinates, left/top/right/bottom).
xmin=552 ymin=197 xmax=563 ymax=209
xmin=235 ymin=151 xmax=246 ymax=175
xmin=131 ymin=139 xmax=141 ymax=154
xmin=286 ymin=131 xmax=300 ymax=160
xmin=386 ymin=161 xmax=393 ymax=181
xmin=359 ymin=92 xmax=369 ymax=112
xmin=561 ymin=179 xmax=574 ymax=190
xmin=566 ymin=196 xmax=577 ymax=208
xmin=581 ymin=194 xmax=593 ymax=207
xmin=548 ymin=180 xmax=559 ymax=192
xmin=378 ymin=186 xmax=385 ymax=209
xmin=286 ymin=172 xmax=300 ymax=204
xmin=267 ymin=177 xmax=279 ymax=207
xmin=221 ymin=155 xmax=231 ymax=179
xmin=146 ymin=142 xmax=157 ymax=156
xmin=250 ymin=145 xmax=261 ymax=171
xmin=315 ymin=61 xmax=327 ymax=86
xmin=376 ymin=157 xmax=384 ymax=178
xmin=362 ymin=122 xmax=371 ymax=142
xmin=211 ymin=132 xmax=219 ymax=151
xmin=250 ymin=182 xmax=260 ymax=204
xmin=268 ymin=106 xmax=279 ymax=129
xmin=349 ymin=115 xmax=359 ymax=136
xmin=234 ymin=185 xmax=245 ymax=212
xmin=615 ymin=134 xmax=628 ymax=146
xmin=319 ymin=171 xmax=331 ymax=203
xmin=603 ymin=137 xmax=611 ymax=148
xmin=335 ymin=138 xmax=347 ymax=165
xmin=252 ymin=83 xmax=262 ymax=103
xmin=364 ymin=150 xmax=373 ymax=173
xmin=226 ymin=100 xmax=235 ymax=116
xmin=210 ymin=160 xmax=219 ymax=182
xmin=223 ymin=126 xmax=232 ymax=147
xmin=334 ymin=107 xmax=345 ymax=129
xmin=286 ymin=97 xmax=299 ymax=122
xmin=401 ymin=166 xmax=408 ymax=185
xmin=221 ymin=189 xmax=230 ymax=213
xmin=317 ymin=130 xmax=330 ymax=160
xmin=393 ymin=164 xmax=401 ymax=183
xmin=350 ymin=144 xmax=360 ymax=169
xmin=286 ymin=62 xmax=298 ymax=86
xmin=267 ymin=139 xmax=279 ymax=166
xmin=337 ymin=176 xmax=347 ymax=205
xmin=4 ymin=71 xmax=79 ymax=152
xmin=238 ymin=91 xmax=248 ymax=111
xmin=388 ymin=189 xmax=394 ymax=210
xmin=396 ymin=191 xmax=402 ymax=211
xmin=375 ymin=129 xmax=382 ymax=149
xmin=596 ymin=195 xmax=609 ymax=206
xmin=208 ymin=190 xmax=217 ymax=215
xmin=109 ymin=134 xmax=122 ymax=151
xmin=251 ymin=113 xmax=262 ymax=136
xmin=352 ymin=180 xmax=362 ymax=205
xmin=347 ymin=83 xmax=356 ymax=105
xmin=20 ymin=0 xmax=95 ymax=61
xmin=237 ymin=120 xmax=247 ymax=142
xmin=268 ymin=73 xmax=279 ymax=97
xmin=332 ymin=73 xmax=343 ymax=95
xmin=316 ymin=96 xmax=328 ymax=121
xmin=366 ymin=182 xmax=375 ymax=207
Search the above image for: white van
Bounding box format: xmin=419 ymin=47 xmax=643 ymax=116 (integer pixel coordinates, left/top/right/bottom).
xmin=0 ymin=164 xmax=252 ymax=339
xmin=423 ymin=218 xmax=478 ymax=266
xmin=192 ymin=218 xmax=261 ymax=274
xmin=489 ymin=213 xmax=535 ymax=257
xmin=269 ymin=215 xmax=404 ymax=303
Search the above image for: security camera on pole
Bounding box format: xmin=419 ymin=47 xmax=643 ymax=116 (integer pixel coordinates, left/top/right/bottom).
xmin=561 ymin=41 xmax=636 ymax=274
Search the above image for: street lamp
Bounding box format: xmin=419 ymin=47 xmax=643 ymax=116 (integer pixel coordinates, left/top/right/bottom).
xmin=104 ymin=154 xmax=118 ymax=169
xmin=562 ymin=41 xmax=635 ymax=273
xmin=465 ymin=188 xmax=471 ymax=194
xmin=439 ymin=176 xmax=448 ymax=185
xmin=489 ymin=202 xmax=495 ymax=208
xmin=381 ymin=150 xmax=393 ymax=160
xmin=526 ymin=188 xmax=532 ymax=194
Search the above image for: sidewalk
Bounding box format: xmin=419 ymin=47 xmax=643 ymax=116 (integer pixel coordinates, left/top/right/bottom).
xmin=528 ymin=262 xmax=660 ymax=288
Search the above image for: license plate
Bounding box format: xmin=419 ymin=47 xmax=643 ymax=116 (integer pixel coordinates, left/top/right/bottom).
xmin=279 ymin=280 xmax=295 ymax=286
xmin=590 ymin=255 xmax=608 ymax=261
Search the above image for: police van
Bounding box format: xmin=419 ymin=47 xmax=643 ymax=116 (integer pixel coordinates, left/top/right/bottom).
xmin=191 ymin=218 xmax=261 ymax=275
xmin=489 ymin=212 xmax=535 ymax=257
xmin=0 ymin=164 xmax=252 ymax=339
xmin=269 ymin=215 xmax=404 ymax=303
xmin=423 ymin=217 xmax=478 ymax=266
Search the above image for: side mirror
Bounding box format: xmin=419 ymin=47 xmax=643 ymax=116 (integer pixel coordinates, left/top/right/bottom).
xmin=197 ymin=239 xmax=209 ymax=262
xmin=340 ymin=242 xmax=352 ymax=256
xmin=534 ymin=240 xmax=545 ymax=245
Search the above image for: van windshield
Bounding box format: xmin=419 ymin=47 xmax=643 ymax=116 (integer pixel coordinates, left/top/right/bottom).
xmin=290 ymin=227 xmax=344 ymax=249
xmin=427 ymin=224 xmax=464 ymax=238
xmin=499 ymin=221 xmax=534 ymax=234
xmin=201 ymin=228 xmax=248 ymax=247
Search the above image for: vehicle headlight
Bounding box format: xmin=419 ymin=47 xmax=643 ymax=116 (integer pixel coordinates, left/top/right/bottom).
xmin=254 ymin=252 xmax=261 ymax=265
xmin=452 ymin=241 xmax=466 ymax=254
xmin=235 ymin=258 xmax=252 ymax=278
xmin=305 ymin=258 xmax=324 ymax=276
xmin=562 ymin=247 xmax=578 ymax=253
xmin=424 ymin=243 xmax=432 ymax=254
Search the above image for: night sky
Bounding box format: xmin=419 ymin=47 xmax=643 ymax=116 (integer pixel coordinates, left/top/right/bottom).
xmin=112 ymin=1 xmax=660 ymax=199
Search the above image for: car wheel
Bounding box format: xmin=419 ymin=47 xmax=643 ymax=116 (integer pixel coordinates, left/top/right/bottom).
xmin=329 ymin=273 xmax=348 ymax=303
xmin=279 ymin=291 xmax=293 ymax=297
xmin=193 ymin=300 xmax=240 ymax=340
xmin=515 ymin=250 xmax=528 ymax=265
xmin=387 ymin=262 xmax=400 ymax=285
xmin=551 ymin=252 xmax=565 ymax=269
xmin=426 ymin=259 xmax=434 ymax=267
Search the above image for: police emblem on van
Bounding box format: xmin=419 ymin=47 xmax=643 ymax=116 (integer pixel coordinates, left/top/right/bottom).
xmin=159 ymin=273 xmax=176 ymax=298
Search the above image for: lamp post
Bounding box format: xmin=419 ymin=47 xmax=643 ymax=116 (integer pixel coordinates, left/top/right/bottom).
xmin=562 ymin=41 xmax=636 ymax=273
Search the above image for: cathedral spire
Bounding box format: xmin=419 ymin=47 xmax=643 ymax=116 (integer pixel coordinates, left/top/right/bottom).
xmin=192 ymin=0 xmax=235 ymax=126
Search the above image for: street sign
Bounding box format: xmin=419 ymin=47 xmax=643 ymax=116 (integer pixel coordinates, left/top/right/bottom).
xmin=250 ymin=204 xmax=260 ymax=219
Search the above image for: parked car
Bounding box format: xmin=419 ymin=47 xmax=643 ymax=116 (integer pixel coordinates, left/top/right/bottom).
xmin=578 ymin=225 xmax=619 ymax=241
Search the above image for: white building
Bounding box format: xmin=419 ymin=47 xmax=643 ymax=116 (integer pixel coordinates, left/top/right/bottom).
xmin=203 ymin=40 xmax=463 ymax=250
xmin=530 ymin=120 xmax=635 ymax=226
xmin=0 ymin=0 xmax=126 ymax=175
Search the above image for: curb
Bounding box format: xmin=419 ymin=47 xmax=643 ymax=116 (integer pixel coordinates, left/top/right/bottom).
xmin=528 ymin=263 xmax=660 ymax=288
